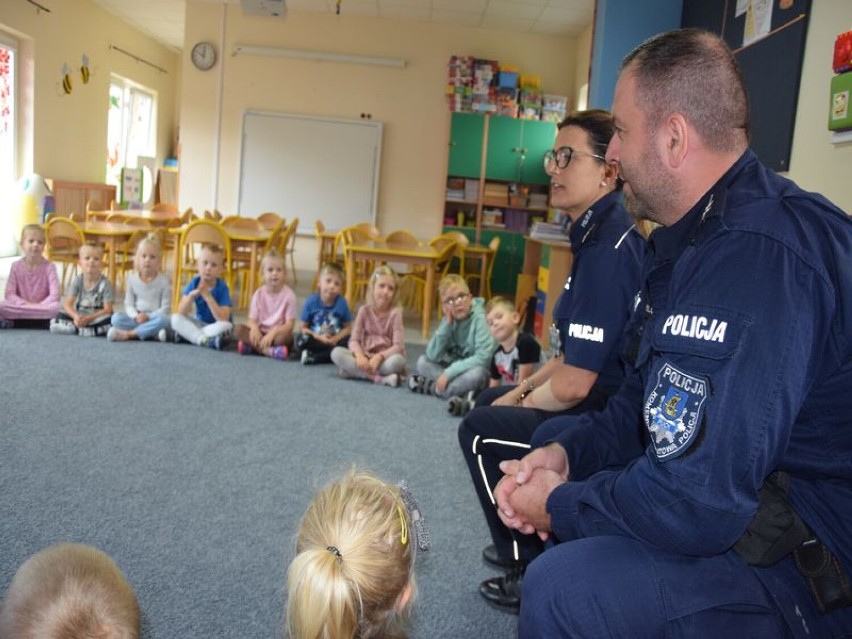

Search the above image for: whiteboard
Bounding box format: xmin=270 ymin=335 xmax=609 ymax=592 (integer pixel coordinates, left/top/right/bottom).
xmin=238 ymin=111 xmax=382 ymax=234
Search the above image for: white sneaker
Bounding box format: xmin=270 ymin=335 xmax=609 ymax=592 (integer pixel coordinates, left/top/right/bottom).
xmin=380 ymin=373 xmax=399 ymax=388
xmin=107 ymin=327 xmax=117 ymax=341
xmin=49 ymin=322 xmax=76 ymax=335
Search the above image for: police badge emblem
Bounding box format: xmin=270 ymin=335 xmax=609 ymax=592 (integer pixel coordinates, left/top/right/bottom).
xmin=644 ymin=362 xmax=708 ymax=460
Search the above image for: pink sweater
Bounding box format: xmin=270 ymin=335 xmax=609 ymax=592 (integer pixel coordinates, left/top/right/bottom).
xmin=0 ymin=258 xmax=61 ymax=320
xmin=348 ymin=305 xmax=405 ymax=359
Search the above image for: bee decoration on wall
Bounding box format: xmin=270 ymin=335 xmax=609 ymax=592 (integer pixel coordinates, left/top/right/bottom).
xmin=80 ymin=54 xmax=90 ymax=84
xmin=60 ymin=63 xmax=72 ymax=94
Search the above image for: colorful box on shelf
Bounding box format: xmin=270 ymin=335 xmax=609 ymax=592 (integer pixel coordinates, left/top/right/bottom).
xmin=834 ymin=31 xmax=852 ymax=74
xmin=829 ymin=71 xmax=852 ymax=131
xmin=498 ymin=71 xmax=519 ymax=89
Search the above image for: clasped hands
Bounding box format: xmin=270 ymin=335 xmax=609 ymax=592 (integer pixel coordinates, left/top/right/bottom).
xmin=355 ymin=352 xmax=384 ymax=374
xmin=494 ymin=443 xmax=570 ymax=541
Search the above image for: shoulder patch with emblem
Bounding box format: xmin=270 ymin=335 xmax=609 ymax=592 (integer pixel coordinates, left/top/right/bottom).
xmin=644 ymin=361 xmax=708 ymax=460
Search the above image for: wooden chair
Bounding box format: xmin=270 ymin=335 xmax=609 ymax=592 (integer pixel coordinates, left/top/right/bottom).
xmin=385 ymin=230 xmax=422 ymax=310
xmin=440 ymin=230 xmax=470 ymax=277
xmin=115 ymin=228 xmax=153 ymax=292
xmin=180 ymin=208 xmax=198 ymax=225
xmin=465 ymin=235 xmax=500 ymax=299
xmin=257 ymin=212 xmax=284 ymax=231
xmin=45 ymin=217 xmax=85 ymax=293
xmin=282 ymin=216 xmax=299 ymax=285
xmin=86 ymin=199 xmax=108 ymax=221
xmin=173 ymin=218 xmax=232 ymax=303
xmin=336 ymin=225 xmax=372 ymax=303
xmin=397 ymin=234 xmax=458 ymax=315
xmin=151 ymin=202 xmax=179 ymax=215
xmin=222 ymin=217 xmax=262 ymax=305
xmin=313 ymin=219 xmax=340 ymax=290
xmin=352 ymin=221 xmax=381 ymax=240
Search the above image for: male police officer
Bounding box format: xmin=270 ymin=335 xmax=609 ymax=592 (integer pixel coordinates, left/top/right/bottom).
xmin=495 ymin=29 xmax=852 ymax=638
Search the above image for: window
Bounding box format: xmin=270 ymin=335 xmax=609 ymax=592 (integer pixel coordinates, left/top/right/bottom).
xmin=106 ymin=75 xmax=156 ymax=198
xmin=0 ymin=33 xmax=16 ymax=256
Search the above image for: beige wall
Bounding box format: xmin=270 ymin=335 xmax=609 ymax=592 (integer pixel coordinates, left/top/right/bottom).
xmin=0 ymin=0 xmax=179 ymax=185
xmin=180 ymin=2 xmax=578 ymax=267
xmin=787 ymin=0 xmax=852 ymax=212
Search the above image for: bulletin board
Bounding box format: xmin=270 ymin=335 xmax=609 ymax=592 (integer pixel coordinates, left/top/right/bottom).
xmin=238 ymin=111 xmax=382 ymax=234
xmin=681 ymin=0 xmax=811 ymax=172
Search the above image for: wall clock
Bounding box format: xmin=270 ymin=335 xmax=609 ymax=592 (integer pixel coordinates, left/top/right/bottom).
xmin=191 ymin=42 xmax=217 ymax=71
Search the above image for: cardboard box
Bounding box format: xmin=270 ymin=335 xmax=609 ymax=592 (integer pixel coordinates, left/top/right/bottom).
xmin=829 ymin=71 xmax=852 ymax=131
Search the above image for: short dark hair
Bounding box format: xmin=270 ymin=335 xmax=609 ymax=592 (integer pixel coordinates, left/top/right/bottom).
xmin=558 ymin=109 xmax=621 ymax=190
xmin=622 ymin=28 xmax=750 ymax=153
xmin=558 ymin=109 xmax=616 ymax=154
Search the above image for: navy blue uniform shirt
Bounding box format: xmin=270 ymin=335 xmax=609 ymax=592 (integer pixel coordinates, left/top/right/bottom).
xmin=544 ymin=150 xmax=852 ymax=631
xmin=552 ymin=189 xmax=646 ymax=395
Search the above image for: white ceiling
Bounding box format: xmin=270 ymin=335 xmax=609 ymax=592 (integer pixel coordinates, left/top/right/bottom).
xmin=90 ymin=0 xmax=596 ymax=52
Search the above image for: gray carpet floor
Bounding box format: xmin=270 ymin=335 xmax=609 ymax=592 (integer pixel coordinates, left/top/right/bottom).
xmin=0 ymin=328 xmax=519 ymax=638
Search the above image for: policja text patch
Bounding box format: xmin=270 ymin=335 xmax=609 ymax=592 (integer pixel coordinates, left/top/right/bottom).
xmin=644 ymin=361 xmax=708 ymax=460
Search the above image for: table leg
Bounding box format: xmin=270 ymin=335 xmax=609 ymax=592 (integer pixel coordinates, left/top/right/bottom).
xmin=345 ymin=251 xmax=355 ymax=306
xmin=479 ymin=252 xmax=487 ymax=298
xmin=107 ymin=237 xmax=118 ymax=291
xmin=423 ymin=264 xmax=435 ymax=338
xmin=247 ymin=243 xmax=259 ymax=309
xmin=172 ymin=244 xmax=181 ymax=308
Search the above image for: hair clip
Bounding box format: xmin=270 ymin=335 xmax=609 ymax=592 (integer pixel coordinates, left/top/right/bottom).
xmin=397 ymin=481 xmax=431 ymax=553
xmin=326 ymin=545 xmax=343 ymax=563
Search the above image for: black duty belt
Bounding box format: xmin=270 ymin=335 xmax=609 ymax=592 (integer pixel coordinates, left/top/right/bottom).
xmin=733 ymin=471 xmax=852 ymax=614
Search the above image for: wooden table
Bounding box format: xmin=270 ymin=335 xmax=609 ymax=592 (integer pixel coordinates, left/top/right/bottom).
xmin=81 ymin=220 xmax=139 ymax=290
xmin=344 ymin=239 xmax=441 ymax=337
xmin=88 ymin=209 xmax=179 ymax=227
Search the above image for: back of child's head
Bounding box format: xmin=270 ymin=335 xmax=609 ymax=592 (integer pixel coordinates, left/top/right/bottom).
xmin=437 ymin=273 xmax=469 ymax=298
xmin=0 ymin=543 xmax=141 ymax=639
xmin=319 ymin=262 xmax=345 ymax=286
xmin=485 ymin=296 xmax=517 ymax=318
xmin=133 ymin=233 xmax=161 ymax=270
xmin=20 ymin=224 xmax=45 ymax=243
xmin=366 ymin=265 xmax=400 ymax=308
xmin=286 ymin=468 xmax=419 ymax=639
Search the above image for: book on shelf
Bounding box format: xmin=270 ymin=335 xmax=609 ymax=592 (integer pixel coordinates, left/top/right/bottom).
xmin=529 ymin=221 xmax=570 ymax=242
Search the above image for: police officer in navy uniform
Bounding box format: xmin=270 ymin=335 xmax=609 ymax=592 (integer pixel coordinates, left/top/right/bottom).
xmin=457 ymin=110 xmax=646 ymax=613
xmin=495 ymin=29 xmax=852 ymax=638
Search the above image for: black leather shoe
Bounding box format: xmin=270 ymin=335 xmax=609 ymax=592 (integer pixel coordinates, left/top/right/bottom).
xmin=482 ymin=544 xmax=518 ymax=569
xmin=479 ymin=565 xmax=525 ymax=614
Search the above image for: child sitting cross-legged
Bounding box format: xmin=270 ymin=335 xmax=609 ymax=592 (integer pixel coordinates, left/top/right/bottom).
xmin=286 ymin=468 xmax=430 ymax=639
xmin=49 ymin=241 xmax=114 ymax=337
xmin=294 ymin=262 xmax=352 ymax=365
xmin=0 ymin=224 xmax=60 ymax=329
xmin=108 ymin=233 xmax=172 ymax=342
xmin=170 ymin=243 xmax=233 ymax=350
xmin=447 ymin=295 xmax=541 ymax=416
xmin=330 ymin=265 xmax=407 ymax=387
xmin=0 ymin=543 xmax=141 ymax=639
xmin=232 ymin=249 xmax=297 ymax=360
xmin=408 ymin=274 xmax=496 ymax=400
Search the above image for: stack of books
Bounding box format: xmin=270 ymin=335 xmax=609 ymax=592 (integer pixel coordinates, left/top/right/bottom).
xmin=530 ymin=221 xmax=570 ymax=242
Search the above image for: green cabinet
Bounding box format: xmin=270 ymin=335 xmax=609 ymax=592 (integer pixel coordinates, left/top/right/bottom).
xmin=448 ymin=113 xmax=555 ymax=185
xmin=448 ymin=112 xmax=485 ymax=179
xmin=485 ymin=116 xmax=554 ymax=185
xmin=443 ymin=225 xmax=526 ymax=297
